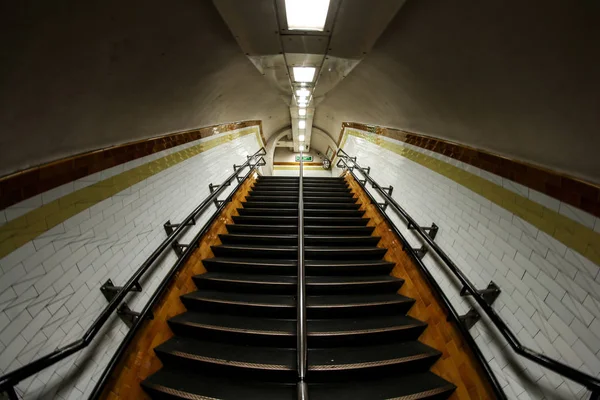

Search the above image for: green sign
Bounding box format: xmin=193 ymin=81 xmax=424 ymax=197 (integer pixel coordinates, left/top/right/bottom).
xmin=295 ymin=155 xmax=313 ymax=162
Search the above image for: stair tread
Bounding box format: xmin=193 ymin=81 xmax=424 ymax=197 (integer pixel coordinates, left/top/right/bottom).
xmin=195 ymin=271 xmax=402 ymax=285
xmin=212 ymin=244 xmax=384 ymax=251
xmin=204 ymin=256 xmax=395 ymax=267
xmin=144 ymin=369 xmax=454 ymax=400
xmin=169 ymin=311 xmax=423 ymax=336
xmin=143 ymin=370 xmax=295 ymax=400
xmin=155 ymin=336 xmax=438 ymax=371
xmin=182 ymin=290 xmax=413 ymax=308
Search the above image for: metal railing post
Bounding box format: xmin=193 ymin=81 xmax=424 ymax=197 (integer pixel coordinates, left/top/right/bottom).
xmin=297 ymin=150 xmax=308 ymax=397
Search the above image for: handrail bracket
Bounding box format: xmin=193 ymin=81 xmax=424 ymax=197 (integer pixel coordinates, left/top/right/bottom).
xmin=100 ymin=279 xmax=142 ymax=303
xmin=163 ymin=218 xmax=196 ymax=236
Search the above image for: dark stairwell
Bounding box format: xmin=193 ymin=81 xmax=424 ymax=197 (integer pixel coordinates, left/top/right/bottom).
xmin=140 ymin=176 xmax=456 ymax=399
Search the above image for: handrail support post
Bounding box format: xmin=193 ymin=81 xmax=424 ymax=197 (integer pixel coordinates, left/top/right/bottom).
xmin=163 ymin=218 xmax=196 ymax=236
xmin=117 ymin=304 xmax=153 ymax=329
xmin=461 ymin=281 xmax=501 ymax=305
xmin=100 ymin=279 xmax=142 ymax=303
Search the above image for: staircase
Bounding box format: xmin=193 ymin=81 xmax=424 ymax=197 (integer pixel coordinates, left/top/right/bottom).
xmin=141 ymin=176 xmax=456 ymax=399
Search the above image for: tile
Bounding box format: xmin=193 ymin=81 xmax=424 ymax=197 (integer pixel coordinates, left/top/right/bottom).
xmin=572 ymin=339 xmax=600 ymax=373
xmin=558 ymin=203 xmax=596 ymax=229
xmin=522 ymin=272 xmax=549 ymax=299
xmin=537 ymin=271 xmax=566 ymax=299
xmin=547 ymin=313 xmax=577 ymax=345
xmin=569 ymin=318 xmax=600 ymax=353
xmin=0 ymin=311 xmax=32 ymax=346
xmin=528 ymin=189 xmax=560 ymax=212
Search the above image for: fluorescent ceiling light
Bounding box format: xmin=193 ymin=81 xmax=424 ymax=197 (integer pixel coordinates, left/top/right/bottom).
xmin=298 ymin=109 xmax=306 ymax=116
xmin=293 ymin=67 xmax=316 ymax=83
xmin=298 ymin=96 xmax=307 ymax=102
xmin=299 ymin=134 xmax=305 ymax=141
xmin=285 ymin=0 xmax=330 ymax=31
xmin=298 ymin=120 xmax=306 ymax=129
xmin=296 ymin=89 xmax=310 ymax=97
xmin=299 ymin=145 xmax=305 ymax=151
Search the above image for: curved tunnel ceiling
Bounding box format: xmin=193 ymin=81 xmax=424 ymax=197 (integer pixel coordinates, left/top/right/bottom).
xmin=0 ymin=0 xmax=290 ymax=177
xmin=315 ymin=0 xmax=600 ymax=183
xmin=2 ymin=0 xmax=599 ymax=184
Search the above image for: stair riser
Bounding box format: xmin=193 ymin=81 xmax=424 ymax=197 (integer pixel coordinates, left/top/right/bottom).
xmin=168 ymin=322 xmax=425 ymax=348
xmin=168 ymin=321 xmax=296 ymax=347
xmin=202 ymin=260 xmax=395 ymax=276
xmin=306 ymin=356 xmax=440 ymax=383
xmin=211 ymin=247 xmax=387 ymax=260
xmin=218 ymin=235 xmax=380 ymax=247
xmin=226 ymin=225 xmax=297 ymax=235
xmin=180 ymin=298 xmax=413 ymax=319
xmin=232 ymin=216 xmax=370 ymax=226
xmin=308 ymin=302 xmax=415 ymax=318
xmin=241 ymin=202 xmax=361 ymax=210
xmin=249 ymin=192 xmax=355 ymax=198
xmin=193 ymin=277 xmax=403 ymax=295
xmin=155 ymin=352 xmax=297 ymax=382
xmin=237 ymin=209 xmax=365 ymax=217
xmin=180 ymin=297 xmax=295 ymax=318
xmin=252 ymin=185 xmax=350 ymax=190
xmin=247 ymin=196 xmax=358 ymax=204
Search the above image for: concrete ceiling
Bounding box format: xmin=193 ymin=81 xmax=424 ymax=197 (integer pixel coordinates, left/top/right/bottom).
xmin=0 ymin=0 xmax=289 ymax=177
xmin=2 ymin=0 xmax=599 ymax=183
xmin=315 ymin=0 xmax=600 ymax=183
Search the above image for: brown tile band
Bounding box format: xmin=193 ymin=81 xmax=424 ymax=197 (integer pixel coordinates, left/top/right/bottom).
xmin=0 ymin=120 xmax=264 ymax=210
xmin=339 ymin=122 xmax=600 ymax=219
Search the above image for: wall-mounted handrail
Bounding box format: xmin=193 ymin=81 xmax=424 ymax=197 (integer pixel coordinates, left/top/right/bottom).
xmin=297 ymin=151 xmax=308 ymax=399
xmin=336 ymin=149 xmax=600 ymax=397
xmin=0 ymin=147 xmax=267 ymax=398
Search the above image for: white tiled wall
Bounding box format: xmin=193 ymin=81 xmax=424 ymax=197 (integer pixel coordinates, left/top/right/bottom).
xmin=0 ymin=130 xmax=260 ymax=399
xmin=342 ymin=132 xmax=600 ymax=400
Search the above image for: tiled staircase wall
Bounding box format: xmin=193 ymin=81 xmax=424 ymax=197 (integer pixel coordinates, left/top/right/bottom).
xmin=340 ymin=127 xmax=600 ymax=400
xmin=0 ymin=125 xmax=262 ymax=399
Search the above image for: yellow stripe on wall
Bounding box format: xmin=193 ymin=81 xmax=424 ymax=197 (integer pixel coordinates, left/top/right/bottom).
xmin=0 ymin=127 xmax=260 ymax=258
xmin=344 ymin=129 xmax=600 ymax=265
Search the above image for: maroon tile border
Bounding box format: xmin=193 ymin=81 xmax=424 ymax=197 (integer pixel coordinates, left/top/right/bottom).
xmin=0 ymin=120 xmax=264 ymax=210
xmin=339 ymin=122 xmax=600 ymax=219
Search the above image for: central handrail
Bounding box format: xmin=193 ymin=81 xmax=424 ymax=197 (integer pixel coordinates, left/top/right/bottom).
xmin=297 ymin=151 xmax=308 ymax=399
xmin=336 ymin=148 xmax=600 ymax=397
xmin=0 ymin=147 xmax=267 ymax=398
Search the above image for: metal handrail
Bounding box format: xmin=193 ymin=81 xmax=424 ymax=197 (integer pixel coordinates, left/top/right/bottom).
xmin=297 ymin=151 xmax=308 ymax=399
xmin=336 ymin=149 xmax=600 ymax=397
xmin=0 ymin=147 xmax=267 ymax=398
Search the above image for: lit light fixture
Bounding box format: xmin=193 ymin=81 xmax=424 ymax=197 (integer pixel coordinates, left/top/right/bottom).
xmin=297 ymin=96 xmax=307 ymax=103
xmin=296 ymin=88 xmax=310 ymax=97
xmin=298 ymin=109 xmax=306 ymax=116
xmin=299 ymin=145 xmax=305 ymax=151
xmin=299 ymin=120 xmax=306 ymax=129
xmin=299 ymin=134 xmax=305 ymax=141
xmin=293 ymin=67 xmax=316 ymax=83
xmin=285 ymin=0 xmax=330 ymax=31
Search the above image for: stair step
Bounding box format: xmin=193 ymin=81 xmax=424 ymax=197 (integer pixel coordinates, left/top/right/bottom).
xmin=237 ymin=208 xmax=365 ymax=217
xmin=211 ymin=244 xmax=386 ymax=260
xmin=181 ymin=290 xmax=414 ymax=317
xmin=251 ymin=186 xmax=350 ymax=193
xmin=241 ymin=201 xmax=361 ymax=210
xmin=154 ymin=337 xmax=439 ymax=380
xmin=232 ymin=216 xmax=369 ymax=226
xmin=219 ymin=233 xmax=380 ymax=246
xmin=248 ymin=195 xmax=358 ymax=204
xmin=143 ymin=370 xmax=295 ymax=399
xmin=202 ymin=257 xmax=395 ymax=275
xmin=248 ymin=191 xmax=355 ymax=199
xmin=193 ymin=272 xmax=402 ymax=293
xmin=143 ymin=369 xmax=454 ymax=400
xmin=225 ymin=224 xmax=374 ymax=235
xmin=169 ymin=311 xmax=425 ymax=347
